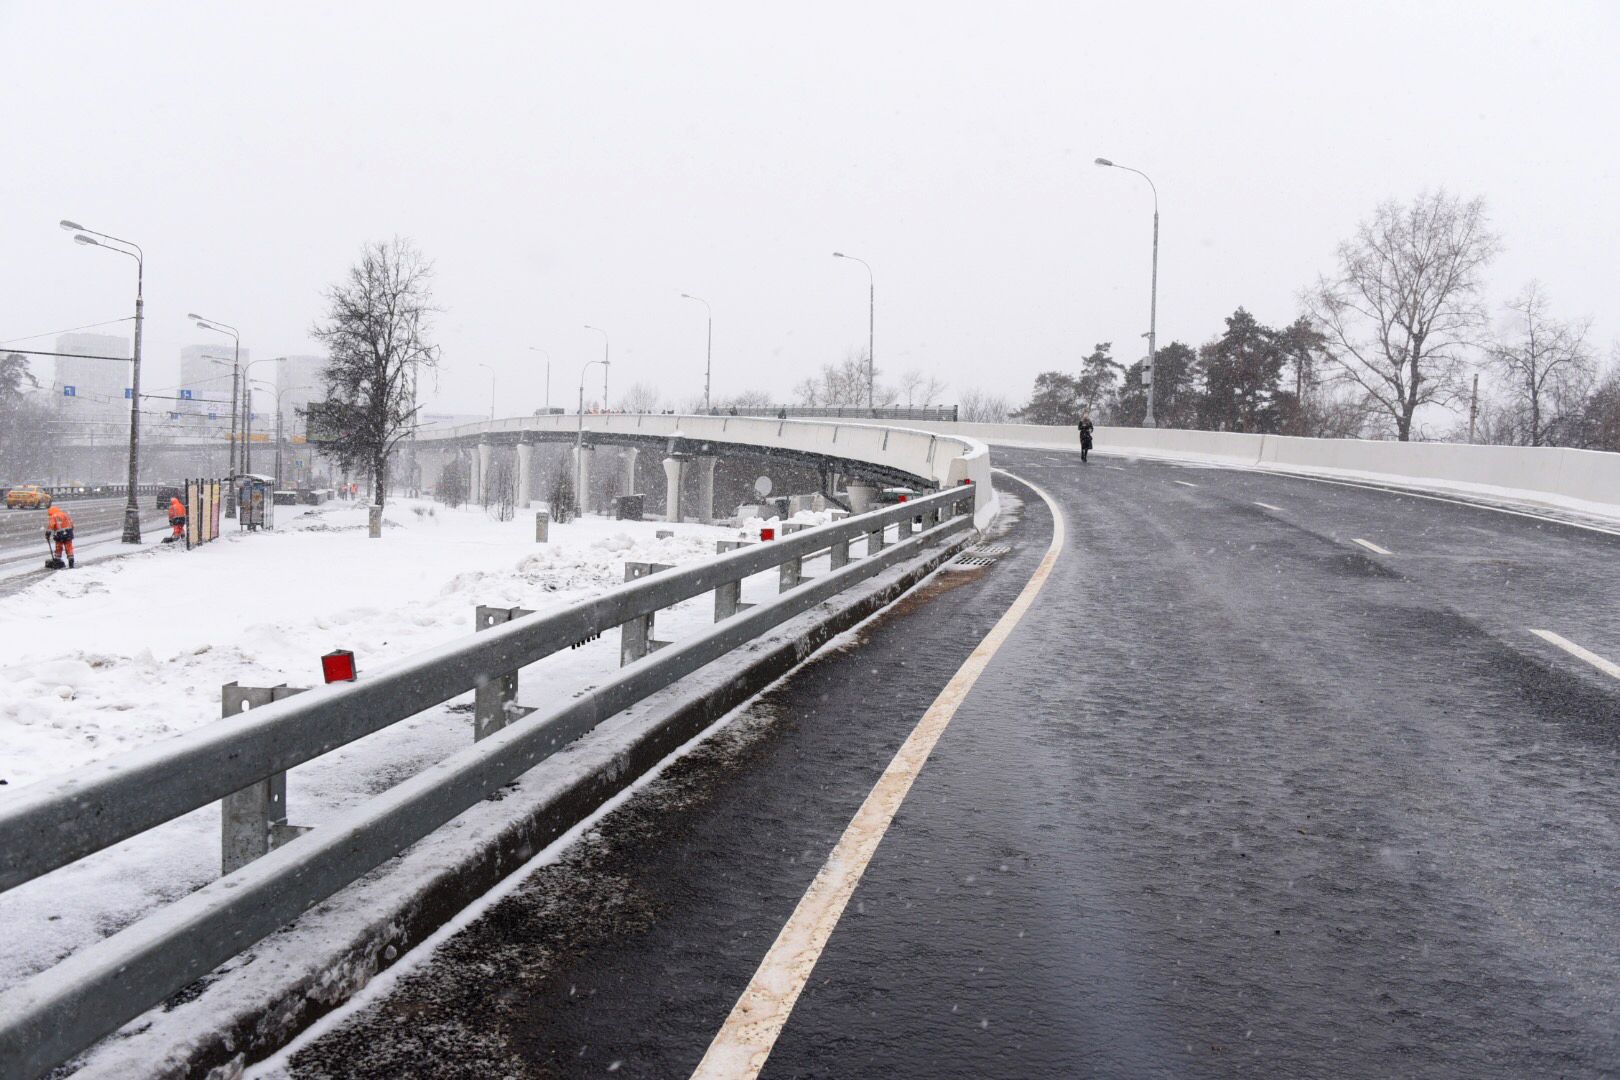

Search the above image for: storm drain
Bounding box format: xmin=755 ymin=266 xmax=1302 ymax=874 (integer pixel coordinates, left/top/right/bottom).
xmin=954 ymin=542 xmax=1011 ymax=567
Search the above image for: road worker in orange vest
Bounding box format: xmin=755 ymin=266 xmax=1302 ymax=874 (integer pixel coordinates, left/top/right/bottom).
xmin=166 ymin=495 xmax=188 ymax=543
xmin=46 ymin=504 xmax=75 ymax=569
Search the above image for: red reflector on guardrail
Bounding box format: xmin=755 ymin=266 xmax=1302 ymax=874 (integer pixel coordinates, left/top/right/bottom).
xmin=760 ymin=527 xmax=775 ymax=541
xmin=321 ymin=650 xmax=357 ymax=684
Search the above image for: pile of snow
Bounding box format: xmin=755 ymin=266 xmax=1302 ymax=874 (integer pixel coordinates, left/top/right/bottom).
xmin=0 ymin=498 xmax=758 ymax=988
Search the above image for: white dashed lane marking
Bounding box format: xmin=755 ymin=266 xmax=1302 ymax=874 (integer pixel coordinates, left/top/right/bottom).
xmin=1352 ymin=538 xmax=1393 ymax=556
xmin=1172 ymin=480 xmax=1198 ymax=488
xmin=1530 ymin=630 xmax=1620 ymax=681
xmin=1254 ymin=501 xmax=1283 ymax=511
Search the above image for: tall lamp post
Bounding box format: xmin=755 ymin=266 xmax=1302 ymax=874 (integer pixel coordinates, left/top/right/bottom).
xmin=583 ymin=326 xmax=609 ymax=410
xmin=679 ymin=293 xmax=713 ymax=413
xmin=61 ymin=219 xmax=144 ymax=542
xmin=477 ymin=362 xmax=497 ymax=420
xmin=575 ymin=358 xmax=609 ymax=517
xmin=1095 ymin=157 xmax=1160 ymax=428
xmin=190 ymin=313 xmax=242 ymax=515
xmin=832 ymin=252 xmax=874 ymax=409
xmin=528 ymin=347 xmax=551 ymax=412
xmin=237 ymin=357 xmax=279 ymax=476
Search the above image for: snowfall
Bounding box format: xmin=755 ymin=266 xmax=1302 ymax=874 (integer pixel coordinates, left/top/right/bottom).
xmin=0 ymin=496 xmax=831 ymax=992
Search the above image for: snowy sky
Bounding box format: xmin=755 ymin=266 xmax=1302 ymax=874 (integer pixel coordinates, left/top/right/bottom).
xmin=2 ymin=0 xmax=1616 ymax=415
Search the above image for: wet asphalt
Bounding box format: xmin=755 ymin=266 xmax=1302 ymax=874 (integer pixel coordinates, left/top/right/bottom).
xmin=273 ymin=449 xmax=1620 ymax=1079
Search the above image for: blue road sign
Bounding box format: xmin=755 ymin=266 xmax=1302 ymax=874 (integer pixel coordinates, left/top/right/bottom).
xmin=180 ymin=389 xmax=193 ymax=400
xmin=124 ymin=388 xmax=133 ymax=399
xmin=63 ymin=386 xmax=76 ymax=397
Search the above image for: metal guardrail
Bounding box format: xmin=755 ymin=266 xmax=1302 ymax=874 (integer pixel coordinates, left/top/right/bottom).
xmin=0 ymin=485 xmax=975 ymax=1079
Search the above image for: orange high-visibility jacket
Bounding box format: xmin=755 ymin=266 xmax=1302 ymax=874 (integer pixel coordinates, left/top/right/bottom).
xmin=46 ymin=506 xmax=72 ymax=531
xmin=170 ymin=497 xmax=186 ymax=519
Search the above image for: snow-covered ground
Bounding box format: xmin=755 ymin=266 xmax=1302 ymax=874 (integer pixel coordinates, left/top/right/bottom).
xmin=0 ymin=497 xmax=831 ymax=991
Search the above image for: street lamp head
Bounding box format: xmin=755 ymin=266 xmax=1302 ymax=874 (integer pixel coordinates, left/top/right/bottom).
xmin=832 ymin=251 xmax=845 ymax=258
xmin=1094 ymin=157 xmax=1114 ymax=167
xmin=59 ymin=219 xmax=84 ymax=232
xmin=73 ymin=234 xmax=99 ymax=247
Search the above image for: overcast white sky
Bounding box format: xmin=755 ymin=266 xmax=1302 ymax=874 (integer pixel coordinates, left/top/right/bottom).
xmin=3 ymin=0 xmax=1616 ymax=417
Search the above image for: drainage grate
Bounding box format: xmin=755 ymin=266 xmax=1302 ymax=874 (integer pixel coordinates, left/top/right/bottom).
xmin=955 ymin=543 xmax=1011 ymax=567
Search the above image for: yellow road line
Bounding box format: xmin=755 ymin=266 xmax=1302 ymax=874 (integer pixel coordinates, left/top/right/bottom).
xmin=689 ymin=470 xmax=1067 ymax=1079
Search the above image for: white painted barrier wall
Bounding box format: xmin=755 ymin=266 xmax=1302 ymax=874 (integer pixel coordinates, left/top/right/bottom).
xmin=834 ymin=418 xmax=1620 ymax=518
xmin=413 ymin=414 xmax=996 ymax=523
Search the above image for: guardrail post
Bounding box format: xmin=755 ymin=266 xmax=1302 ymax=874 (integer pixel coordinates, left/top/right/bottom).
xmin=779 ymin=551 xmax=803 ymax=591
xmin=535 ymin=510 xmax=549 ymax=542
xmin=473 ymin=605 xmax=537 ymax=740
xmin=867 ymin=522 xmax=886 ymax=555
xmin=713 ymin=541 xmax=756 ymax=621
xmin=830 ymin=535 xmax=851 ymax=569
xmin=621 ymin=561 xmax=674 ymax=663
xmin=221 ymin=683 xmax=312 ymax=875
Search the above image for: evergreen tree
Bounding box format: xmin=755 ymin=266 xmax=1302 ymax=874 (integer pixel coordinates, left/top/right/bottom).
xmin=1013 ymin=371 xmax=1085 ymax=425
xmin=1197 ymin=309 xmax=1287 ymax=433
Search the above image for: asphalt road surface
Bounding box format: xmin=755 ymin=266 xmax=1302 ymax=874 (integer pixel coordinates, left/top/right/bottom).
xmin=270 ymin=448 xmax=1620 ymax=1079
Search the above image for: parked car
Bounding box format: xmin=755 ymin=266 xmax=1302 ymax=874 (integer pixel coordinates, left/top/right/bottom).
xmin=5 ymin=484 xmax=53 ymax=509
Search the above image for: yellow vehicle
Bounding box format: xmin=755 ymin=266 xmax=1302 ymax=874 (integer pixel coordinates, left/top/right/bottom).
xmin=5 ymin=485 xmax=53 ymax=510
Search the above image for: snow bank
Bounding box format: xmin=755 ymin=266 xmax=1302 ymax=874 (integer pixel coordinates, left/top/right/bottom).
xmin=0 ymin=499 xmax=745 ymax=990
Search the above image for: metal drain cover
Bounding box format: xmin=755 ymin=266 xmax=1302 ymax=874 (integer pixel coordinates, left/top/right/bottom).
xmin=955 ymin=543 xmax=1011 ymax=567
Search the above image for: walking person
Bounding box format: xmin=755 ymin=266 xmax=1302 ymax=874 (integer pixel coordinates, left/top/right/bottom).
xmin=1078 ymin=409 xmax=1095 ymax=464
xmin=165 ymin=494 xmax=188 ymax=544
xmin=45 ymin=504 xmax=75 ymax=569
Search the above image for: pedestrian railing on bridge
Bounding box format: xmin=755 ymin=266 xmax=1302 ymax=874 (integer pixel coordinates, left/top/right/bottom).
xmin=0 ymin=484 xmax=976 ymax=1080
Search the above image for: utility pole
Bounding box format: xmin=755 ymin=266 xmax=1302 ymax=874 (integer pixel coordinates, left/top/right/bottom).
xmin=1095 ymin=158 xmax=1160 ymax=428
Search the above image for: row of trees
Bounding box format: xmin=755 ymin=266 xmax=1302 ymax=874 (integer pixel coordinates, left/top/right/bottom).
xmin=1010 ymin=191 xmax=1618 ymax=451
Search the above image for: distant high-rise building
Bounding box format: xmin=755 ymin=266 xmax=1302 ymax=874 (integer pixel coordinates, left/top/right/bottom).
xmin=54 ymin=333 xmax=130 ymax=432
xmin=178 ymin=344 xmax=247 ymax=420
xmin=276 ymin=355 xmax=327 ymax=438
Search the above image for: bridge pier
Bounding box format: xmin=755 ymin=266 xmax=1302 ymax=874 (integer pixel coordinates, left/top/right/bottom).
xmin=476 ymin=441 xmax=492 ymax=506
xmin=516 ymin=441 xmax=533 ymax=510
xmin=663 ymin=456 xmax=687 ymax=522
xmin=574 ymin=445 xmax=593 ymax=514
xmin=620 ymin=447 xmax=639 ymax=500
xmin=694 ymin=454 xmax=717 ymax=523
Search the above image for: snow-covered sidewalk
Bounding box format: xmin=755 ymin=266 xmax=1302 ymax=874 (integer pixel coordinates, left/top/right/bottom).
xmin=0 ymin=498 xmax=821 ymax=991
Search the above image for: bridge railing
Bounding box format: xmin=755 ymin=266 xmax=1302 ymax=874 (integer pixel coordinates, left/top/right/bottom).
xmin=0 ymin=484 xmax=977 ymax=1080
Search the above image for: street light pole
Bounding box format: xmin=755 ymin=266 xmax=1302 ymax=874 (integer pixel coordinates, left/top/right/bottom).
xmin=575 ymin=358 xmax=609 ymax=517
xmin=1094 ymin=157 xmax=1160 ymax=428
xmin=528 ymin=347 xmax=551 ymax=412
xmin=583 ymin=326 xmax=609 ymax=410
xmin=237 ymin=357 xmax=278 ymax=476
xmin=62 ymin=220 xmax=144 ymax=543
xmin=679 ymin=293 xmax=712 ymax=412
xmin=832 ymin=252 xmax=874 ymax=410
xmin=191 ymin=314 xmax=241 ymax=515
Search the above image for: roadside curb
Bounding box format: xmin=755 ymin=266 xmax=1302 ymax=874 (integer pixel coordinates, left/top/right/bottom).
xmin=68 ymin=531 xmax=977 ymax=1079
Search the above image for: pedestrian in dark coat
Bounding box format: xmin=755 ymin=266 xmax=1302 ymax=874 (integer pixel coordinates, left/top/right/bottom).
xmin=1078 ymin=410 xmax=1095 ymax=463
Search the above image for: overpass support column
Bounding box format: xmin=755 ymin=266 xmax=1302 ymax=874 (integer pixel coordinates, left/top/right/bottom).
xmin=574 ymin=445 xmax=594 ymax=515
xmin=516 ymin=441 xmax=533 ymax=510
xmin=662 ymin=456 xmax=688 ymax=522
xmin=476 ymin=441 xmax=492 ymax=505
xmin=620 ymin=447 xmax=639 ymax=496
xmin=694 ymin=454 xmax=717 ymax=523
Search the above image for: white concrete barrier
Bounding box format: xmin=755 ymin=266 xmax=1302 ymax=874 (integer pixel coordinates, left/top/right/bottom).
xmin=412 ymin=414 xmax=996 ymax=526
xmin=834 ymin=418 xmax=1620 ymax=519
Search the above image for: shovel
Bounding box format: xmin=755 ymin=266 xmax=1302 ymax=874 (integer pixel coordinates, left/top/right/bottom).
xmin=43 ymin=535 xmax=66 ymax=571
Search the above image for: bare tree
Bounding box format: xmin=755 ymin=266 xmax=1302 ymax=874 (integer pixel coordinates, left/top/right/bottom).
xmin=1488 ymin=282 xmax=1595 ymax=446
xmin=436 ymin=454 xmax=470 ymax=509
xmin=793 ymin=349 xmax=896 ymax=407
xmin=1302 ymin=191 xmax=1500 ymax=440
xmin=958 ymin=387 xmax=1012 ymax=423
xmin=486 ymin=456 xmax=517 ymax=521
xmin=617 ymin=381 xmax=663 ymax=414
xmin=898 ymin=369 xmax=948 ymax=408
xmin=310 ymin=238 xmax=440 ymax=506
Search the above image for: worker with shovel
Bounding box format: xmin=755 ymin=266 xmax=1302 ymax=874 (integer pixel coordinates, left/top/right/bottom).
xmin=165 ymin=493 xmax=187 ymax=544
xmin=45 ymin=504 xmax=74 ymax=569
